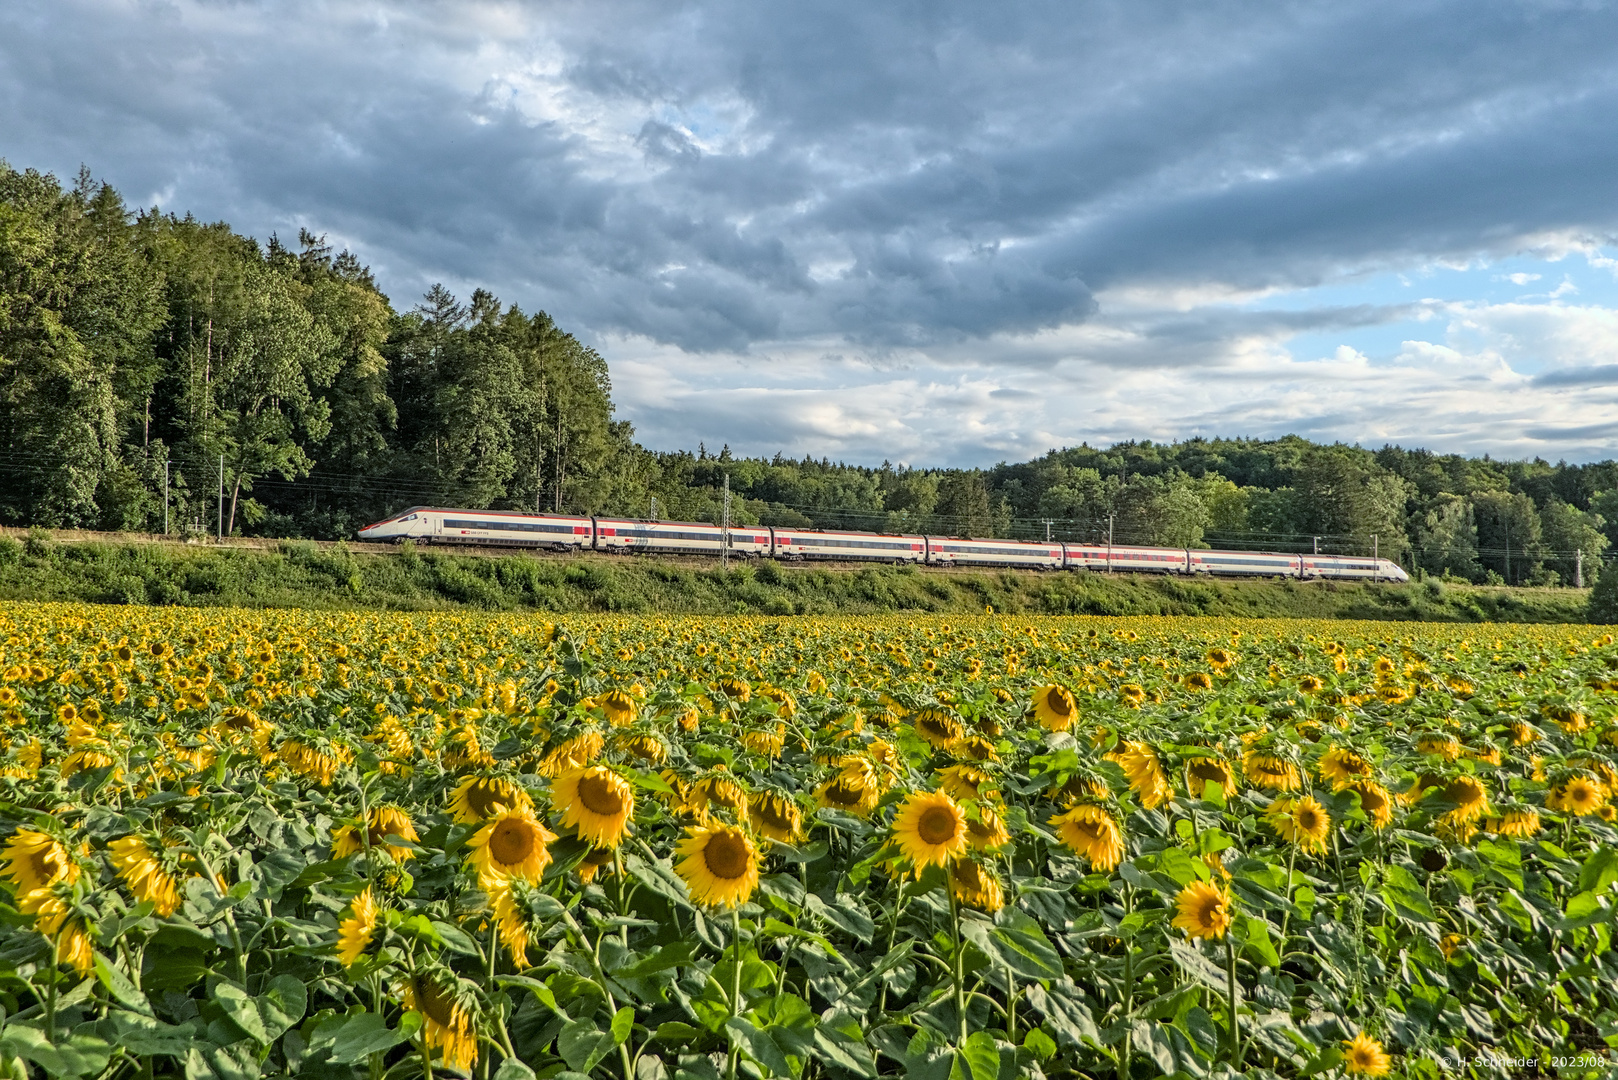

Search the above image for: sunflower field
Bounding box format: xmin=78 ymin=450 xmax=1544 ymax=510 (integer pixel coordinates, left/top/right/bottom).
xmin=0 ymin=603 xmax=1616 ymax=1080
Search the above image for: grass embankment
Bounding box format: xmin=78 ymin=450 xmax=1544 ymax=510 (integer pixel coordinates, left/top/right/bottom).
xmin=0 ymin=532 xmax=1594 ymax=621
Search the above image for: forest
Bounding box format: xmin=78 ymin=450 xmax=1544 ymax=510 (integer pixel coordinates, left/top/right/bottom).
xmin=2 ymin=162 xmax=1614 ymax=587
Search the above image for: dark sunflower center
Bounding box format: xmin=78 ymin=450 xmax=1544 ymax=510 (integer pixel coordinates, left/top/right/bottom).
xmin=489 ymin=819 xmax=537 ymax=865
xmin=702 ymin=832 xmax=750 ymax=880
xmin=1188 ymin=761 xmax=1227 ymax=783
xmin=954 ymin=861 xmax=985 ymax=890
xmin=467 ymin=782 xmax=507 ymax=818
xmin=823 ymin=782 xmax=861 ymax=807
xmin=917 ymin=806 xmax=960 ymax=846
xmin=1297 ymin=809 xmax=1322 ymax=832
xmin=414 ymin=978 xmax=459 ymax=1027
xmin=29 ymin=847 xmax=59 ymax=882
xmin=1045 ymin=689 xmax=1072 ymax=716
xmin=757 ymin=798 xmax=794 ymax=830
xmin=578 ymin=773 xmax=627 ymax=817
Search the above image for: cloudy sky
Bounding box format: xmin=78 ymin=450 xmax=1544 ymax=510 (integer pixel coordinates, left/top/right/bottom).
xmin=5 ymin=0 xmax=1618 ymax=467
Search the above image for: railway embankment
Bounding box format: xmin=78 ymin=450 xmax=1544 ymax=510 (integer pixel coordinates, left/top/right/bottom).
xmin=0 ymin=526 xmax=1593 ymax=621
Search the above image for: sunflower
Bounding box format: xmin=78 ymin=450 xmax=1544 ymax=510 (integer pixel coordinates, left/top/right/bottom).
xmin=2 ymin=830 xmax=79 ymax=894
xmin=279 ymin=739 xmax=349 ymax=786
xmin=1050 ymin=805 xmax=1125 ymax=871
xmin=551 ymin=766 xmax=635 ymax=848
xmin=1172 ymin=879 xmax=1233 ymax=940
xmin=1344 ymin=781 xmax=1395 ymax=829
xmin=1052 ymin=772 xmax=1111 ymax=806
xmin=1270 ymin=796 xmax=1332 ymax=853
xmin=815 ymin=759 xmax=883 ymax=816
xmin=950 ymin=734 xmax=999 ymax=762
xmin=740 ymin=726 xmax=787 ymax=758
xmin=598 ymin=689 xmax=638 ymax=727
xmin=1106 ymin=741 xmax=1172 ymax=809
xmin=447 ymin=776 xmax=534 ymax=824
xmin=749 ymin=791 xmax=805 ymax=844
xmin=1488 ymin=809 xmax=1541 ymax=837
xmin=333 ymin=805 xmax=419 ymax=861
xmin=1317 ymin=747 xmax=1373 ymax=787
xmin=948 ymin=858 xmax=1005 ymax=913
xmin=1298 ymin=674 xmax=1323 ymax=694
xmin=1183 ymin=672 xmax=1214 ymax=692
xmin=1032 ymin=685 xmax=1077 ymax=731
xmin=964 ymin=802 xmax=1011 ymax=850
xmin=1242 ymin=750 xmax=1302 ymax=792
xmin=537 ymin=730 xmax=605 ymax=778
xmin=1184 ymin=757 xmax=1234 ymax=799
xmin=576 ymin=847 xmax=617 ymax=885
xmin=107 ymin=836 xmax=183 ymax=917
xmin=1439 ymin=932 xmax=1464 ymax=959
xmin=466 ymin=807 xmax=558 ymax=888
xmin=891 ymin=791 xmax=969 ymax=872
xmin=401 ymin=973 xmax=477 ymax=1072
xmin=937 ymin=763 xmax=992 ymax=802
xmin=686 ymin=770 xmax=751 ymax=823
xmin=674 ymin=824 xmax=760 ymax=908
xmin=490 ymin=878 xmax=539 ymax=967
xmin=1509 ymin=721 xmax=1540 ymax=746
xmin=1549 ymin=775 xmax=1607 ymax=816
xmin=20 ymin=884 xmax=93 ymax=975
xmin=1439 ymin=776 xmax=1489 ymax=824
xmin=336 ymin=887 xmax=378 ymax=967
xmin=1343 ymin=1032 xmax=1391 ymax=1076
xmin=1415 ymin=734 xmax=1461 ymax=761
xmin=912 ymin=707 xmax=964 ymax=749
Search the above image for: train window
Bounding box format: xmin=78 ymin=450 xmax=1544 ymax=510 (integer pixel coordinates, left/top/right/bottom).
xmin=443 ymin=518 xmax=581 ymax=534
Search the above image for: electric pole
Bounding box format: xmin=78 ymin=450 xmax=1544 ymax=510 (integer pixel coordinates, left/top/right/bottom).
xmin=650 ymin=496 xmax=659 ymax=521
xmin=1578 ymin=548 xmax=1585 ymax=588
xmin=163 ymin=460 xmax=170 ymax=536
xmin=1041 ymin=519 xmax=1054 ymax=543
xmin=218 ymin=454 xmax=224 ymax=540
xmin=1313 ymin=536 xmax=1320 ymax=555
xmin=720 ymin=474 xmax=731 ymax=570
xmin=1107 ymin=514 xmax=1114 ymax=572
xmin=1372 ymin=534 xmax=1377 ymax=561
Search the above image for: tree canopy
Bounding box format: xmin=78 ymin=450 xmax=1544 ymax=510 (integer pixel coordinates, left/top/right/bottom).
xmin=1 ymin=162 xmax=1614 ymax=587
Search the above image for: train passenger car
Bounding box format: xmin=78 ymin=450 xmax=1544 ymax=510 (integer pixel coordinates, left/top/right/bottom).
xmin=358 ymin=507 xmax=593 ymax=550
xmin=1061 ymin=545 xmax=1193 ymax=573
xmin=926 ymin=537 xmax=1062 ymax=569
xmin=772 ymin=530 xmax=924 ymax=563
xmin=1189 ymin=550 xmax=1300 ymax=577
xmin=1302 ymin=556 xmax=1408 ymax=581
xmin=592 ymin=518 xmax=771 ymax=558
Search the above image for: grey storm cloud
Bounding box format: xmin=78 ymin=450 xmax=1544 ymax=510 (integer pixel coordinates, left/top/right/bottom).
xmin=3 ymin=0 xmax=1617 ymax=356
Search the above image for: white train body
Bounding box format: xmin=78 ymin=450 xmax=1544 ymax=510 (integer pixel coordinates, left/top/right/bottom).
xmin=358 ymin=507 xmax=1410 ymax=583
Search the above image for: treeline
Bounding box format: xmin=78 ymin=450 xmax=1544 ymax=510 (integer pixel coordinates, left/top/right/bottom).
xmin=1 ymin=163 xmax=1613 ymax=587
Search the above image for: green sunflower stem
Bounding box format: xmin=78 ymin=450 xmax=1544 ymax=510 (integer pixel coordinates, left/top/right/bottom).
xmin=1117 ymin=885 xmax=1134 ymax=1080
xmin=1278 ymin=841 xmax=1299 ymax=945
xmin=949 ymin=887 xmax=968 ymax=1045
xmin=1224 ymin=934 xmax=1241 ymax=1068
xmin=726 ymin=906 xmax=745 ymax=1080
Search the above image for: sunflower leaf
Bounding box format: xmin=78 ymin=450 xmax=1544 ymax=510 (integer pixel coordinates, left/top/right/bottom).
xmin=724 ymin=1016 xmax=791 ymax=1078
xmin=559 ymin=1017 xmax=618 ymax=1074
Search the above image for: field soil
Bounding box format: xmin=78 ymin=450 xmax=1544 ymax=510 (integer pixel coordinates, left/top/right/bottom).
xmin=0 ymin=527 xmax=1592 ymax=621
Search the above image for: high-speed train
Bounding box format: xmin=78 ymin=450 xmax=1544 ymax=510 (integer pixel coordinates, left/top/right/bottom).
xmin=358 ymin=506 xmax=1409 ymax=581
